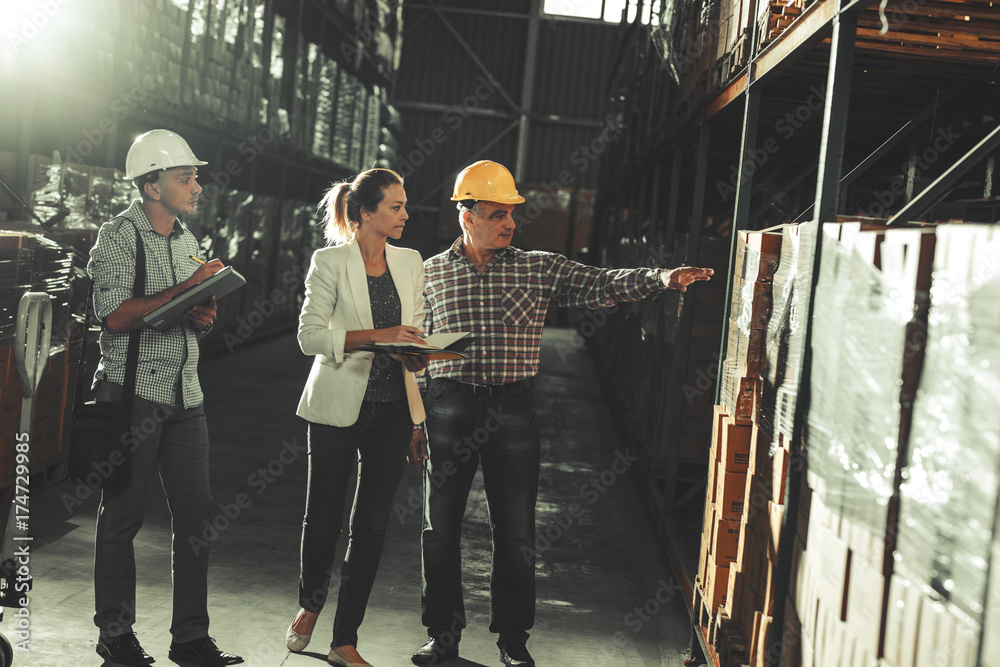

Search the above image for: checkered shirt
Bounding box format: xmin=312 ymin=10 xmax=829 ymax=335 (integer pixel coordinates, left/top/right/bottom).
xmin=88 ymin=200 xmax=204 ymax=408
xmin=422 ymin=237 xmax=665 ymax=386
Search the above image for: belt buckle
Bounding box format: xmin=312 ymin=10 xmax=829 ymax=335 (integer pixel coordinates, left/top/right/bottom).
xmin=471 ymin=383 xmax=494 ymax=397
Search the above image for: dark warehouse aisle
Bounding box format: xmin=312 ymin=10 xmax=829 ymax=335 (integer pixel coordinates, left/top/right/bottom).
xmin=12 ymin=328 xmax=691 ymax=667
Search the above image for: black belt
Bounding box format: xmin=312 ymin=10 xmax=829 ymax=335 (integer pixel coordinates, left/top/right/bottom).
xmin=439 ymin=377 xmax=533 ymax=398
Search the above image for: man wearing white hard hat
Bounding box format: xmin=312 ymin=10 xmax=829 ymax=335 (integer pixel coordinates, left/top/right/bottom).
xmin=87 ymin=129 xmax=242 ymax=667
xmin=409 ymin=161 xmax=713 ymax=667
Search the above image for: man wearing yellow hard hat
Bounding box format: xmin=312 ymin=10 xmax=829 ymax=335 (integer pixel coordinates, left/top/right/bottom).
xmin=410 ymin=160 xmax=713 ymax=667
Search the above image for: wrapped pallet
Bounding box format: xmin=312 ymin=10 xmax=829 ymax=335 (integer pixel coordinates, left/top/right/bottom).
xmin=894 ymin=224 xmax=1000 ymax=667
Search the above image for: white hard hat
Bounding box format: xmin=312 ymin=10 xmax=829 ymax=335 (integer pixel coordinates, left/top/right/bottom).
xmin=124 ymin=129 xmax=207 ymax=180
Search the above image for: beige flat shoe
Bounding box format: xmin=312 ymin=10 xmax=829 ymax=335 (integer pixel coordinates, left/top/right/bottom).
xmin=286 ymin=621 xmax=311 ymax=652
xmin=327 ymin=645 xmax=373 ymax=666
xmin=286 ymin=609 xmax=318 ymax=652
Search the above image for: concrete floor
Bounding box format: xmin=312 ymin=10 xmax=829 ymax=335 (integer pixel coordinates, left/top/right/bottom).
xmin=6 ymin=328 xmax=693 ymax=667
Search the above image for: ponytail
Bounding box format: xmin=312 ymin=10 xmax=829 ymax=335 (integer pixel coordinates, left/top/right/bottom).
xmin=320 ymin=183 xmax=354 ymax=245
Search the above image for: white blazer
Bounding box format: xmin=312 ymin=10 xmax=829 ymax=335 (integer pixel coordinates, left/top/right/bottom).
xmin=296 ymin=241 xmax=426 ymax=427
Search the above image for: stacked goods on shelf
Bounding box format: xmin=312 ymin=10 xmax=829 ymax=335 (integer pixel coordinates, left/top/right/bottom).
xmin=333 ymin=69 xmax=361 ymax=167
xmin=364 ymin=88 xmax=383 ymax=171
xmin=695 ymin=227 xmax=787 ymax=667
xmin=0 ymin=233 xmax=35 ymax=342
xmin=27 ymin=160 xmax=132 ymax=232
xmin=15 ymin=1 xmax=393 ymax=167
xmin=348 ymin=81 xmax=370 ymax=170
xmin=792 ymin=223 xmax=935 ymax=667
xmin=312 ymin=56 xmax=339 ymax=159
xmin=763 ymin=223 xmax=810 ymax=444
xmin=29 ymin=236 xmax=75 ymax=346
xmin=696 ymin=406 xmax=748 ymax=615
xmin=0 ymin=231 xmax=70 ymax=489
xmin=673 ymin=0 xmax=722 ymax=105
xmin=273 ymin=202 xmax=314 ymax=321
xmin=716 ymin=0 xmax=754 ymax=83
xmin=757 ymin=0 xmax=805 ymax=49
xmin=891 ymin=224 xmax=1000 ymax=667
xmin=378 ymin=103 xmax=403 ymax=169
xmin=720 ymin=227 xmax=782 ymax=427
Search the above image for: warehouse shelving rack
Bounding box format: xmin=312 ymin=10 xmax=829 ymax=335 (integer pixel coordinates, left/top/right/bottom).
xmin=589 ymin=0 xmax=1000 ymax=664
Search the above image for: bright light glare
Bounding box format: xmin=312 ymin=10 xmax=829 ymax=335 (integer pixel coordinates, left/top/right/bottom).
xmin=543 ymin=0 xmax=602 ymax=20
xmin=542 ymin=0 xmax=655 ymax=24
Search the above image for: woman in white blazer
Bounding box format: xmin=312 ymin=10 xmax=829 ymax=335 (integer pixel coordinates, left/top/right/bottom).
xmin=286 ymin=169 xmax=429 ymax=667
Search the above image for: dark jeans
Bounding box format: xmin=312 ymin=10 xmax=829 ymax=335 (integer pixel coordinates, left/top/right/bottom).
xmin=93 ymin=381 xmax=212 ymax=643
xmin=420 ymin=377 xmax=540 ymax=643
xmin=298 ymin=399 xmax=411 ymax=648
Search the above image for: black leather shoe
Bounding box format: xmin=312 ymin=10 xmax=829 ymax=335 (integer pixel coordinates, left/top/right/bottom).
xmin=411 ymin=636 xmax=459 ymax=665
xmin=96 ymin=632 xmax=155 ymax=666
xmin=167 ymin=637 xmax=243 ymax=666
xmin=499 ymin=640 xmax=535 ymax=667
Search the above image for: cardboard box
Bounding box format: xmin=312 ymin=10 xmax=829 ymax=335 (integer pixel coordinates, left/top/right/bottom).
xmin=754 ymin=613 xmax=772 ymax=667
xmin=883 ymin=573 xmax=921 ymax=667
xmin=772 ymin=444 xmax=788 ymax=504
xmin=721 ymin=366 xmax=762 ymax=425
xmin=845 ymin=552 xmax=885 ymax=657
xmin=716 ymin=468 xmax=748 ymax=521
xmin=725 ymin=564 xmax=742 ymax=620
xmin=769 ymin=501 xmax=784 ymax=556
xmin=720 ymin=416 xmax=752 ymax=471
xmin=707 ymin=457 xmax=721 ymax=508
xmin=713 ymin=515 xmax=742 ymax=564
xmin=738 ymin=228 xmax=783 ymax=283
xmin=779 ymin=596 xmax=804 ymax=667
xmin=749 ymin=422 xmax=772 ymax=479
xmin=699 ymin=532 xmax=712 ymax=587
xmin=711 ymin=404 xmax=729 ymax=462
xmin=810 ymin=523 xmax=850 ymax=622
xmin=915 ymin=597 xmax=947 ymax=667
xmin=983 ymin=538 xmax=1000 ymax=667
xmin=706 ymin=553 xmax=730 ymax=613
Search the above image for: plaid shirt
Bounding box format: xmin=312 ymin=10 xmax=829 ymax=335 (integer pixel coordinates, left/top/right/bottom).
xmin=88 ymin=200 xmax=204 ymax=408
xmin=423 ymin=237 xmax=665 ymax=385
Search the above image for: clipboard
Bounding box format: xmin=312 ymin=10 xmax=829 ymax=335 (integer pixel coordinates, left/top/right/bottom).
xmin=142 ymin=266 xmax=247 ymax=330
xmin=356 ymin=332 xmax=476 ymax=361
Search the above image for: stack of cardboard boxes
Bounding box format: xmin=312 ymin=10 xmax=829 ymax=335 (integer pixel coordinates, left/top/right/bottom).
xmin=697 ymin=228 xmax=787 ymax=667
xmin=757 ymin=0 xmax=805 ymax=49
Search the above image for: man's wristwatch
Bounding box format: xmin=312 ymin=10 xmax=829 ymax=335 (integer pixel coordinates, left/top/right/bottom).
xmin=199 ymin=319 xmax=215 ymax=335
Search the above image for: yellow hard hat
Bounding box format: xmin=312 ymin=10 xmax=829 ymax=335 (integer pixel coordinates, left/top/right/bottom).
xmin=451 ymin=160 xmax=525 ymax=204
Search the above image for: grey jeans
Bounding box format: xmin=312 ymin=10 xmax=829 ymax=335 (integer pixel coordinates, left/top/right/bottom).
xmin=92 ymin=381 xmax=212 ymax=642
